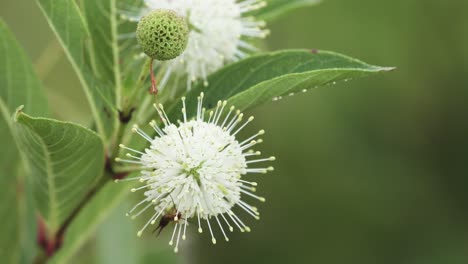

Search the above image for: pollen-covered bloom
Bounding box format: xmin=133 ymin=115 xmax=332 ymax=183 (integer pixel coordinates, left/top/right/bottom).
xmin=116 ymin=93 xmax=274 ymax=252
xmin=124 ymin=0 xmax=269 ymax=91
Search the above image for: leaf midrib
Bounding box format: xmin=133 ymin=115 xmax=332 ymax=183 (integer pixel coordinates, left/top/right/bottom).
xmin=22 ymin=121 xmax=59 ymax=229
xmin=110 ymin=0 xmax=123 ymax=109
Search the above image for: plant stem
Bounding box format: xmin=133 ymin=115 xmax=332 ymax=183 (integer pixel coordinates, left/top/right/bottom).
xmin=34 ymin=122 xmax=131 ymax=262
xmin=33 ymin=170 xmax=113 ymax=263
xmin=123 ymin=57 xmax=152 ymax=117
xmin=109 ymin=121 xmax=127 ymax=165
xmin=56 ymin=172 xmax=109 ymax=239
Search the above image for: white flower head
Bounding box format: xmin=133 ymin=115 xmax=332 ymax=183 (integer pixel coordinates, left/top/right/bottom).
xmin=116 ymin=94 xmax=274 ymax=252
xmin=125 ymin=0 xmax=269 ymax=91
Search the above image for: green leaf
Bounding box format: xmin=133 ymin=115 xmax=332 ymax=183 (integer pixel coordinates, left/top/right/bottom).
xmin=168 ymin=49 xmax=394 ymax=119
xmin=36 ymin=0 xmax=117 ymax=140
xmin=255 ymin=0 xmax=322 ymax=21
xmin=0 ymin=19 xmax=48 ymax=263
xmin=0 ymin=161 xmax=22 ymax=263
xmin=14 ymin=111 xmax=105 ymax=233
xmin=0 ymin=22 xmax=48 ymax=117
xmin=82 ymin=0 xmax=123 ymax=109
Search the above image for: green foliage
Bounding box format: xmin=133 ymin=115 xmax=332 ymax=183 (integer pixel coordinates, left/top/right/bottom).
xmin=168 ymin=50 xmax=393 ymax=119
xmin=0 ymin=161 xmax=21 ymax=263
xmin=136 ymin=10 xmax=189 ymax=61
xmin=36 ymin=0 xmax=117 ymax=140
xmin=0 ymin=21 xmax=48 ymax=116
xmin=49 ymin=181 xmax=130 ymax=264
xmin=82 ymin=0 xmax=123 ymax=108
xmin=254 ymin=0 xmax=322 ymax=21
xmin=15 ymin=111 xmax=105 ymax=232
xmin=0 ymin=0 xmax=398 ymax=262
xmin=0 ymin=19 xmax=48 ymax=263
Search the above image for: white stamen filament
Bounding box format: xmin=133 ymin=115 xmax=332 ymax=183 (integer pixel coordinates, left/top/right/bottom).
xmin=215 ymin=215 xmax=229 ymax=242
xmin=220 ymin=213 xmax=234 ymax=232
xmin=206 ymin=218 xmax=217 ymax=244
xmin=174 ymin=221 xmax=183 ymax=253
xmin=169 ymin=223 xmax=178 ymax=246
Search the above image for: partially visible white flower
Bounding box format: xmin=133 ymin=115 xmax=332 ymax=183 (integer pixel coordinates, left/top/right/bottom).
xmin=116 ymin=93 xmax=274 ymax=252
xmin=123 ymin=0 xmax=269 ymax=91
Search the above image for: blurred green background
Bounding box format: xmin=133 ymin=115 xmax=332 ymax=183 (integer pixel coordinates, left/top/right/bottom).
xmin=2 ymin=0 xmax=468 ymax=263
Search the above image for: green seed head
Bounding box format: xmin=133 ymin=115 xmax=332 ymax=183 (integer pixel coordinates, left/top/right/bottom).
xmin=136 ymin=9 xmax=189 ymax=61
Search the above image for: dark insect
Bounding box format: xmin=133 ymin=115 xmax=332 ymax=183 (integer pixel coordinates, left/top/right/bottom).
xmin=152 ymin=207 xmax=182 ymax=236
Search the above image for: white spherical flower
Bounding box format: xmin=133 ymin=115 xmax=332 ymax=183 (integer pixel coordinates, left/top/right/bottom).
xmin=124 ymin=0 xmax=269 ymax=90
xmin=116 ymin=94 xmax=274 ymax=252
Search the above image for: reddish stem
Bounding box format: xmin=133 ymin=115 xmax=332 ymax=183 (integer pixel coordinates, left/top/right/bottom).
xmin=149 ymin=59 xmax=158 ymax=95
xmin=37 ymin=217 xmax=47 ymax=250
xmin=36 ymin=157 xmax=130 ymax=260
xmin=36 ymin=217 xmax=59 ymax=257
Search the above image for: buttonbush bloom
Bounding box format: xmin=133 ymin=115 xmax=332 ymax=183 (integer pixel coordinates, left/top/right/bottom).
xmin=123 ymin=0 xmax=269 ymax=91
xmin=117 ymin=94 xmax=274 ymax=252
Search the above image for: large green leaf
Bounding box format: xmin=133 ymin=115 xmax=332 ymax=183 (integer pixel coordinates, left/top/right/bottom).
xmin=0 ymin=19 xmax=48 ymax=263
xmin=167 ymin=50 xmax=394 ymax=119
xmin=14 ymin=112 xmax=105 ymax=233
xmin=255 ymin=0 xmax=322 ymax=21
xmin=82 ymin=0 xmax=123 ymax=108
xmin=37 ymin=0 xmax=117 ymax=140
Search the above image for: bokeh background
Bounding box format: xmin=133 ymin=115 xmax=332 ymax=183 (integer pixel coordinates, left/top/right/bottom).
xmin=2 ymin=0 xmax=468 ymax=263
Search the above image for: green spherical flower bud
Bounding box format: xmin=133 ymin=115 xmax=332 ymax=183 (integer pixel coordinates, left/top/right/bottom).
xmin=136 ymin=9 xmax=189 ymax=61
